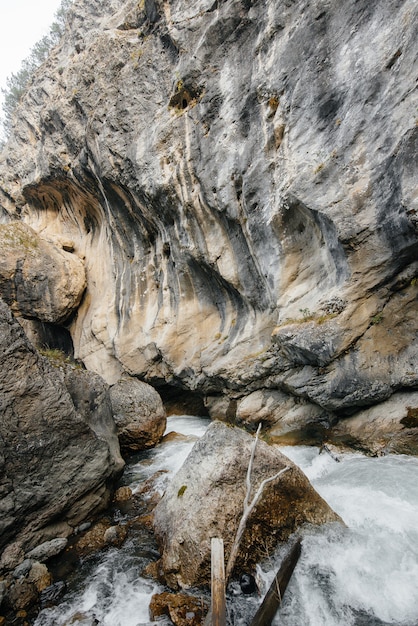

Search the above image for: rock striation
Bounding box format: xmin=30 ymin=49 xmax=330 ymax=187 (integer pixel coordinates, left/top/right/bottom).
xmin=0 ymin=0 xmax=417 ymax=447
xmin=0 ymin=298 xmax=124 ymax=556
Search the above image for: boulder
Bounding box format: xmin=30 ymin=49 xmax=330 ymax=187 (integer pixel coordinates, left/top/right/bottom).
xmin=73 ymin=519 xmax=127 ymax=556
xmin=0 ymin=544 xmax=24 ymax=572
xmin=236 ymin=389 xmax=335 ymax=444
xmin=63 ymin=366 xmax=124 ymax=474
xmin=27 ymin=562 xmax=52 ymax=593
xmin=328 ymin=391 xmax=418 ymax=455
xmin=153 ymin=421 xmax=342 ymax=589
xmin=109 ymin=377 xmax=166 ymax=452
xmin=0 ymin=298 xmax=124 ymax=555
xmin=0 ymin=222 xmax=86 ymax=324
xmin=6 ymin=579 xmax=38 ymax=611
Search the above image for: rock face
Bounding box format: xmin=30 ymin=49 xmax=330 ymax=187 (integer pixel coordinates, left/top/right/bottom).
xmin=328 ymin=391 xmax=418 ymax=456
xmin=109 ymin=377 xmax=166 ymax=452
xmin=0 ymin=298 xmax=124 ymax=555
xmin=0 ymin=0 xmax=417 ymax=443
xmin=153 ymin=421 xmax=341 ymax=589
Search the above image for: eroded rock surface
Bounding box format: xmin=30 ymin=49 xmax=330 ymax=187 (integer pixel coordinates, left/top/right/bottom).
xmin=153 ymin=421 xmax=341 ymax=589
xmin=109 ymin=377 xmax=166 ymax=452
xmin=0 ymin=298 xmax=123 ymax=555
xmin=328 ymin=391 xmax=418 ymax=456
xmin=0 ymin=221 xmax=86 ymax=323
xmin=0 ymin=0 xmax=416 ymax=446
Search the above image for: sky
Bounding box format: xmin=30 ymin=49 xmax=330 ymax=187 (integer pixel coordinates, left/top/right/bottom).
xmin=0 ymin=0 xmax=63 ymax=120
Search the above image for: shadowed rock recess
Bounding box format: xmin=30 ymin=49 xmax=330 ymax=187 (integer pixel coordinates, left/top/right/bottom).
xmin=0 ymin=0 xmax=417 ymax=450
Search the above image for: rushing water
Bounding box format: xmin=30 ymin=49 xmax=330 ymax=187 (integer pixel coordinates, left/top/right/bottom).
xmin=34 ymin=416 xmax=418 ymax=626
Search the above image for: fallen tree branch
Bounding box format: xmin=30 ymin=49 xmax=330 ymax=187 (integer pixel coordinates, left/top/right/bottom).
xmin=250 ymin=538 xmax=302 ymax=626
xmin=225 ymin=424 xmax=291 ymax=581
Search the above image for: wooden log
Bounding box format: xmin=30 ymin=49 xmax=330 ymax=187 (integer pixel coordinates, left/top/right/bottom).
xmin=250 ymin=538 xmax=302 ymax=626
xmin=211 ymin=537 xmax=226 ymax=626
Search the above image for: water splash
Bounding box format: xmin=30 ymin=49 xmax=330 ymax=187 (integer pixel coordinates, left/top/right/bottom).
xmin=34 ymin=421 xmax=418 ymax=626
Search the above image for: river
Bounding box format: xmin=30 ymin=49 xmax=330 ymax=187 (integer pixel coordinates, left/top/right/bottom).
xmin=34 ymin=415 xmax=418 ymax=626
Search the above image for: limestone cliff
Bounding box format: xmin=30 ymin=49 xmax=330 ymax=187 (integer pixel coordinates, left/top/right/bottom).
xmin=0 ymin=0 xmax=417 ymax=444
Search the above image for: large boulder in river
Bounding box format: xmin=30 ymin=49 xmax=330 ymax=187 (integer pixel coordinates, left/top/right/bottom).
xmin=0 ymin=298 xmax=124 ymax=556
xmin=109 ymin=377 xmax=166 ymax=453
xmin=153 ymin=421 xmax=341 ymax=589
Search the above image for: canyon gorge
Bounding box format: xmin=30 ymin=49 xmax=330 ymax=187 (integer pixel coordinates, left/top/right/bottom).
xmin=0 ymin=0 xmax=417 ymax=621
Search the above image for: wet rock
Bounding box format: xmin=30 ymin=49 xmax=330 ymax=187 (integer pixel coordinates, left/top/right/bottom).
xmin=26 ymin=539 xmax=68 ymax=563
xmin=153 ymin=421 xmax=342 ymax=589
xmin=103 ymin=525 xmax=128 ymax=546
xmin=74 ymin=519 xmax=127 ymax=556
xmin=7 ymin=579 xmax=38 ymax=611
xmin=239 ymin=573 xmax=257 ymax=595
xmin=63 ymin=611 xmax=99 ymax=626
xmin=113 ymin=486 xmax=133 ymax=502
xmin=136 ymin=470 xmax=170 ymax=512
xmin=40 ymin=581 xmax=67 ymax=609
xmin=149 ymin=591 xmax=208 ymax=626
xmin=110 ymin=377 xmax=166 ymax=452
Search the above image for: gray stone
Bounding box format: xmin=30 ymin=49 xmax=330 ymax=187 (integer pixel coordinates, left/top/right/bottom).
xmin=0 ymin=299 xmax=123 ymax=553
xmin=110 ymin=377 xmax=166 ymax=452
xmin=13 ymin=559 xmax=33 ymax=579
xmin=26 ymin=539 xmax=68 ymax=563
xmin=236 ymin=389 xmax=334 ymax=444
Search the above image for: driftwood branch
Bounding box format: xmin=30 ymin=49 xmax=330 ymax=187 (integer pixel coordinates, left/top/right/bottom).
xmin=250 ymin=538 xmax=302 ymax=626
xmin=211 ymin=538 xmax=226 ymax=626
xmin=225 ymin=424 xmax=291 ymax=581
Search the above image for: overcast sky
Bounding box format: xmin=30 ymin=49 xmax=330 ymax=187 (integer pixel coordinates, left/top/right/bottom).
xmin=0 ymin=0 xmax=63 ymax=116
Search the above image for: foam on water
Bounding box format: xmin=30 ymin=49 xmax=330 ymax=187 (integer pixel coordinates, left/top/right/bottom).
xmin=264 ymin=447 xmax=418 ymax=626
xmin=34 ymin=420 xmax=418 ymax=626
xmin=122 ymin=415 xmax=211 ymax=493
xmin=34 ymin=544 xmax=164 ymax=625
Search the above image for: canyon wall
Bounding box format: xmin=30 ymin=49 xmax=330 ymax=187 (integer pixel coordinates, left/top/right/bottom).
xmin=0 ymin=0 xmax=417 ymax=443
